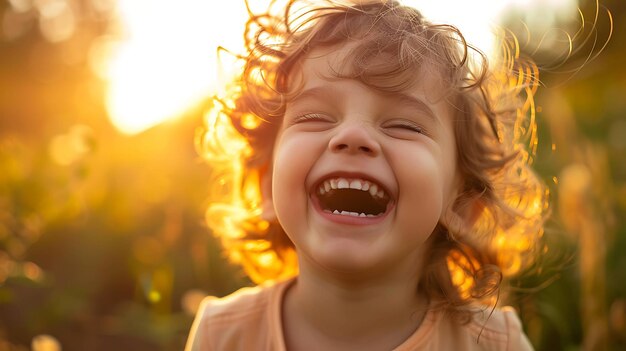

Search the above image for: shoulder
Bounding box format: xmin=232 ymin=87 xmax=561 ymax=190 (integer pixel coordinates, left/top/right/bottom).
xmin=185 ymin=279 xmax=292 ymax=351
xmin=198 ymin=284 xmax=273 ymax=321
xmin=469 ymin=306 xmax=534 ymax=350
xmin=422 ymin=306 xmax=534 ymax=351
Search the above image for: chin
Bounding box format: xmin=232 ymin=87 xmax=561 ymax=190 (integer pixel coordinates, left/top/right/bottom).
xmin=308 ymin=245 xmax=388 ymax=276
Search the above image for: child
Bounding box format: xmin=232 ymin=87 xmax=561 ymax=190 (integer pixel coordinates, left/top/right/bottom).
xmin=187 ymin=0 xmax=547 ymax=349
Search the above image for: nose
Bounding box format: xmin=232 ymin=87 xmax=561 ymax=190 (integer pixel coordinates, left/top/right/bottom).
xmin=328 ymin=122 xmax=380 ymax=156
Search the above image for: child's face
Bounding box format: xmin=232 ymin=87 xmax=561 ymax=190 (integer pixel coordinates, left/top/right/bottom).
xmin=269 ymin=44 xmax=460 ymax=276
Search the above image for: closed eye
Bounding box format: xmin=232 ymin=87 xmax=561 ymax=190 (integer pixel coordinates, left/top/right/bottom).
xmin=285 ymin=112 xmax=335 ymax=131
xmin=293 ymin=113 xmax=332 ymax=123
xmin=389 ymin=123 xmax=423 ymax=133
xmin=383 ymin=120 xmax=426 ymax=135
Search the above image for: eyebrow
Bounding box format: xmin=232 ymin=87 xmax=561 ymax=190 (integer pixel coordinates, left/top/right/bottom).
xmin=287 ymin=86 xmax=336 ymax=104
xmin=392 ymin=92 xmax=440 ymax=125
xmin=289 ymin=86 xmax=441 ymax=124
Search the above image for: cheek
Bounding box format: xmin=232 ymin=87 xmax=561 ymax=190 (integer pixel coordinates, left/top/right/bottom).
xmin=270 ymin=136 xmax=313 ymax=232
xmin=393 ymin=148 xmax=448 ymax=231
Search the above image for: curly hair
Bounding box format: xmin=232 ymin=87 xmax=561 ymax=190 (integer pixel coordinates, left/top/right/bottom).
xmin=197 ymin=0 xmax=548 ymax=319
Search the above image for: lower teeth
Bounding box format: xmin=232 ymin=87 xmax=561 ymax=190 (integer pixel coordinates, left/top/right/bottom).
xmin=328 ymin=210 xmax=378 ymax=217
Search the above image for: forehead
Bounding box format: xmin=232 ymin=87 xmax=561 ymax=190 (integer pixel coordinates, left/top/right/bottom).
xmin=289 ymin=42 xmax=453 ymax=107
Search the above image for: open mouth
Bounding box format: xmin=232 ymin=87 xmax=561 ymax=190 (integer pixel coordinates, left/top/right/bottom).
xmin=314 ymin=177 xmax=392 ymax=217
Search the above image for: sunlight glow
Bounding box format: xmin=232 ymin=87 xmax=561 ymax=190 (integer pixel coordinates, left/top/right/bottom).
xmin=406 ymin=0 xmax=578 ymax=57
xmin=102 ymin=0 xmax=577 ymax=135
xmin=103 ymin=0 xmax=247 ymax=134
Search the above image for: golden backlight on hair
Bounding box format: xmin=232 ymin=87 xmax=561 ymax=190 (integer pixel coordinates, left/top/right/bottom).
xmin=447 ymin=253 xmax=477 ymax=300
xmin=196 ymin=1 xmax=555 ymax=311
xmin=198 ymin=91 xmax=298 ymax=283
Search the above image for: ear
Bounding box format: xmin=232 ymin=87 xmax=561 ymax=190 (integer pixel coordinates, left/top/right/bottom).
xmin=260 ymin=164 xmax=276 ymax=222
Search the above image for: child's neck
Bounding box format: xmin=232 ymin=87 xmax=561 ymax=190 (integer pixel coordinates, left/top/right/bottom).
xmin=282 ymin=260 xmax=429 ymax=351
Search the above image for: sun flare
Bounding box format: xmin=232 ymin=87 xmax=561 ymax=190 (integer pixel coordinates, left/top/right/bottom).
xmin=101 ymin=0 xmax=577 ymax=135
xmin=102 ymin=0 xmax=248 ymax=134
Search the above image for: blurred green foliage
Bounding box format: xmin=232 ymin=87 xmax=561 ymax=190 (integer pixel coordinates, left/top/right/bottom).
xmin=502 ymin=1 xmax=626 ymax=350
xmin=0 ymin=1 xmax=250 ymax=350
xmin=0 ymin=0 xmax=624 ymax=350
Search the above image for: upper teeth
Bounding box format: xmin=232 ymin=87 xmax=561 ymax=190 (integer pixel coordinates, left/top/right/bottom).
xmin=318 ymin=177 xmax=386 ymax=199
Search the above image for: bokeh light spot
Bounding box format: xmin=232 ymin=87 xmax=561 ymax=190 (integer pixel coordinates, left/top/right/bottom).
xmin=147 ymin=289 xmax=161 ymax=303
xmin=8 ymin=0 xmax=32 ymax=13
xmin=22 ymin=261 xmax=43 ymax=282
xmin=48 ymin=125 xmax=95 ymax=166
xmin=31 ymin=334 xmax=61 ymax=351
xmin=36 ymin=0 xmax=75 ymax=42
